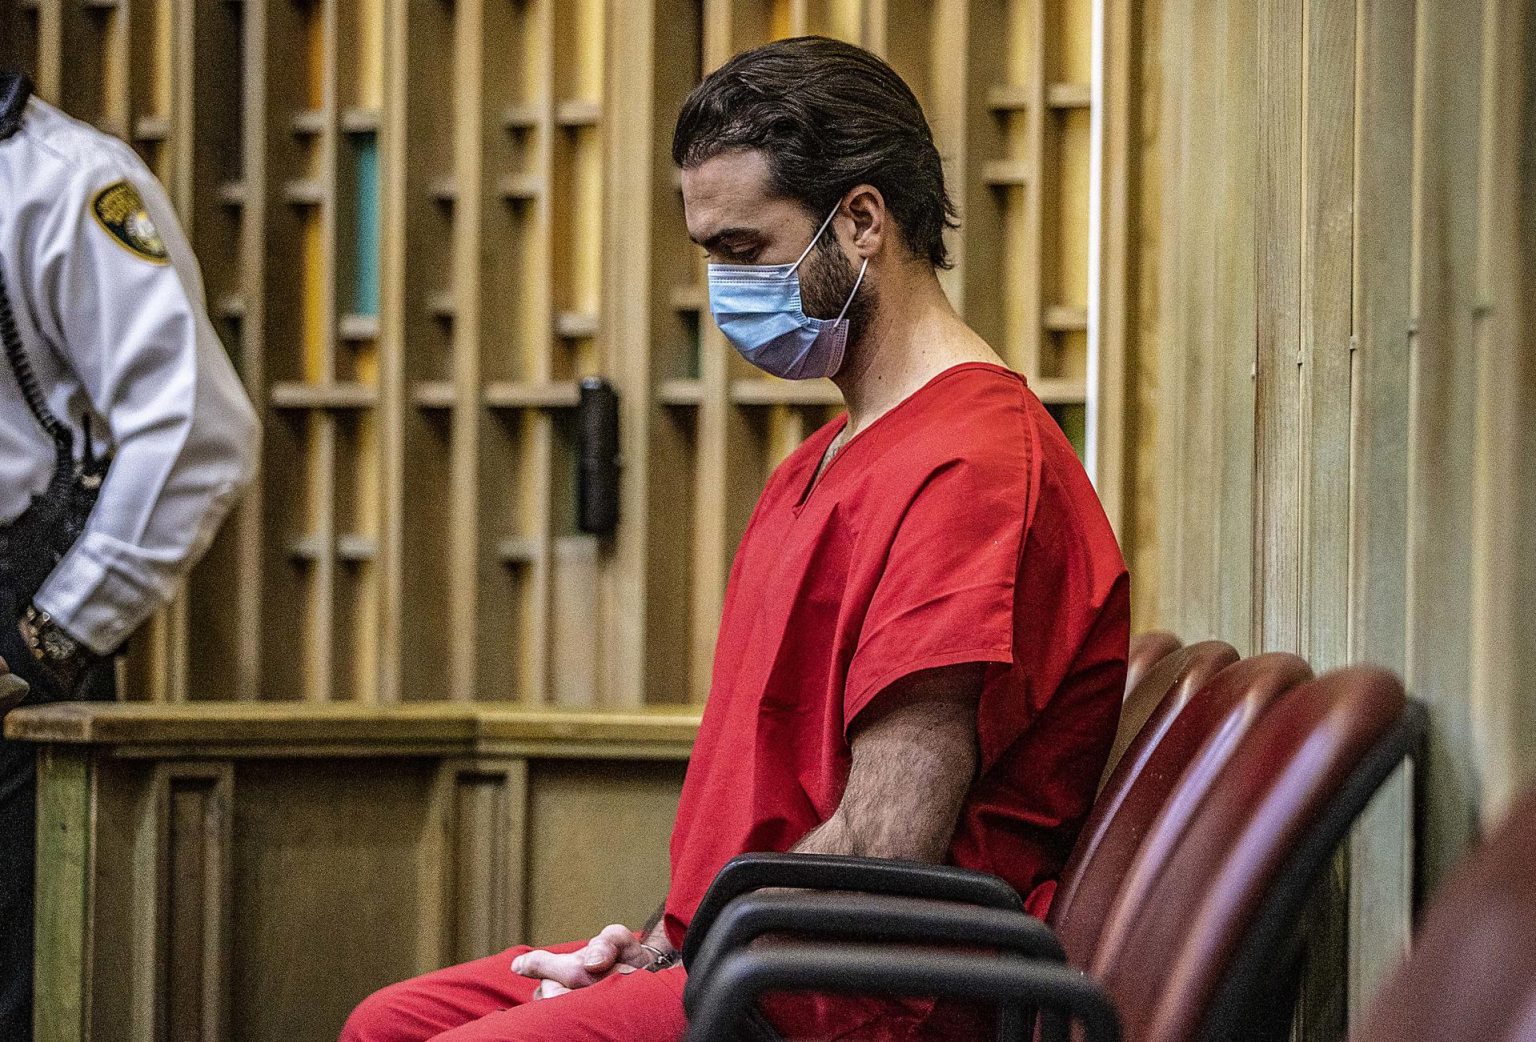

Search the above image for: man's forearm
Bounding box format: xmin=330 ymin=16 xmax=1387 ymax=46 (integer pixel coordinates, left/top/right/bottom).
xmin=640 ymin=902 xmax=674 ymax=953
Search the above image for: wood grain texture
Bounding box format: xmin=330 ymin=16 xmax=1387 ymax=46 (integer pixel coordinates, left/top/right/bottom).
xmin=1255 ymin=0 xmax=1305 ymax=655
xmin=1130 ymin=0 xmax=1536 ymax=1032
xmin=27 ymin=728 xmax=689 ymax=1042
xmin=34 ymin=748 xmax=93 ymax=1042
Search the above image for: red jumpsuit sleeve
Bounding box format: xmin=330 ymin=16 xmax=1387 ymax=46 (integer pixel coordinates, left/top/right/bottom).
xmin=843 ymin=449 xmax=1033 ymax=733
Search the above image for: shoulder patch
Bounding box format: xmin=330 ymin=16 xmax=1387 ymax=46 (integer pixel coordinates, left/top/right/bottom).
xmin=90 ymin=180 xmax=169 ymax=264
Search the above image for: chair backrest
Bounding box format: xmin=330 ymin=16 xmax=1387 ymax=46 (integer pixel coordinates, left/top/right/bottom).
xmin=1056 ymin=641 xmax=1240 ymax=939
xmin=1099 ymin=640 xmax=1241 ymax=794
xmin=1125 ymin=631 xmax=1183 ymax=695
xmin=1049 ymin=651 xmax=1308 ymax=966
xmin=1098 ymin=667 xmax=1423 ymax=1042
xmin=1354 ymin=787 xmax=1536 ymax=1042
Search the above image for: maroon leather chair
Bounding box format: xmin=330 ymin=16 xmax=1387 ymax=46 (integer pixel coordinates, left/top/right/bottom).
xmin=1099 ymin=667 xmax=1423 ymax=1042
xmin=1355 ymin=788 xmax=1536 ymax=1042
xmin=1100 ymin=639 xmax=1236 ymax=793
xmin=686 ymin=667 xmax=1424 ymax=1042
xmin=1052 ymin=650 xmax=1304 ymax=966
xmin=682 ymin=651 xmax=1308 ymax=1037
xmin=1124 ymin=631 xmax=1183 ymax=696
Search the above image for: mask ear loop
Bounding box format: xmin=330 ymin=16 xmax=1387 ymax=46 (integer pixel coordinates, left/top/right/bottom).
xmin=835 ymin=259 xmax=869 ymax=322
xmin=787 ymin=205 xmax=845 ymax=275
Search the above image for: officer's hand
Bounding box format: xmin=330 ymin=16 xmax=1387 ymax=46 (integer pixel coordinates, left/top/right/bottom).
xmin=0 ymin=654 xmax=29 ymax=716
xmin=511 ymin=924 xmax=653 ymax=999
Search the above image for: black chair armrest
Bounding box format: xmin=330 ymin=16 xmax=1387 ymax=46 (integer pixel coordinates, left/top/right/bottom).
xmin=685 ymin=942 xmax=1121 ymax=1042
xmin=683 ymin=890 xmax=1064 ymax=1013
xmin=682 ymin=853 xmax=1023 ymax=968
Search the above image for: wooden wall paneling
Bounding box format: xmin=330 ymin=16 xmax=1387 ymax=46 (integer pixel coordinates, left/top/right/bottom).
xmin=25 ymin=0 xmax=60 ymax=100
xmin=436 ymin=759 xmax=528 ymax=962
xmin=259 ymin=0 xmax=336 ymax=703
xmin=16 ymin=704 xmax=699 ymax=1040
xmin=923 ymin=0 xmax=984 ymax=329
xmin=1294 ymin=9 xmax=1360 ymax=1016
xmin=54 ymin=0 xmax=113 ymax=134
xmin=229 ymin=758 xmax=444 ymax=1041
xmin=607 ymin=0 xmax=703 ymax=707
xmin=33 ymin=748 xmax=92 ymax=1042
xmin=1121 ymin=0 xmax=1163 ymax=631
xmin=690 ymin=1 xmax=771 ymax=704
xmin=1045 ymin=0 xmax=1094 ymax=419
xmin=543 ymin=0 xmax=607 ymax=705
xmin=1467 ymin=0 xmax=1536 ymax=820
xmin=181 ymin=0 xmax=262 ymax=703
xmin=1344 ymin=0 xmax=1416 ymax=1023
xmin=231 ymin=0 xmax=272 ymax=703
xmin=1405 ymin=0 xmax=1485 ymax=890
xmin=328 ymin=0 xmax=385 ymax=704
xmin=1092 ymin=0 xmax=1131 ymax=531
xmin=1210 ymin=0 xmax=1257 ymax=649
xmin=446 ymin=0 xmax=489 ymax=702
xmin=390 ymin=0 xmax=457 ymax=703
xmin=374 ymin=0 xmax=407 ymax=706
xmin=1169 ymin=0 xmax=1220 ymax=640
xmin=522 ymin=758 xmax=685 ymax=946
xmin=1298 ymin=0 xmax=1356 ymax=675
xmin=19 ymin=0 xmax=1125 ymax=712
xmin=116 ymin=0 xmax=190 ymax=703
xmin=154 ymin=763 xmax=235 ymax=1042
xmin=1254 ymin=0 xmax=1304 ymax=654
xmin=1 ymin=0 xmax=22 ymax=73
xmin=494 ymin=0 xmax=561 ymax=704
xmin=1146 ymin=0 xmax=1190 ymax=632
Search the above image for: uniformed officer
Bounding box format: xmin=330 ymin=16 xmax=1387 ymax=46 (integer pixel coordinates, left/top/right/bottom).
xmin=0 ymin=70 xmax=259 ymax=1039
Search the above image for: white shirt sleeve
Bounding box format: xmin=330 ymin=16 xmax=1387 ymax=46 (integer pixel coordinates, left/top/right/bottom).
xmin=27 ymin=144 xmax=259 ymax=654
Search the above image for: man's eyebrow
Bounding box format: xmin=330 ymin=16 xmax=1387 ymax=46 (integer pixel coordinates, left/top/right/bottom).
xmin=691 ymin=227 xmax=760 ymax=251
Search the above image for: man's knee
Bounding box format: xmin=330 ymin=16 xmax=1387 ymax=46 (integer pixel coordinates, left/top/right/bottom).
xmin=339 ymin=981 xmax=425 ymax=1042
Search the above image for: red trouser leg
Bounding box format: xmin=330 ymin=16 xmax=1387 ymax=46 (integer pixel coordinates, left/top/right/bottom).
xmin=340 ymin=941 xmax=688 ymax=1042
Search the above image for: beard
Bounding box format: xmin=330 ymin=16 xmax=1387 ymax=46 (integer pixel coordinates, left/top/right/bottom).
xmin=799 ymin=231 xmax=877 ymax=356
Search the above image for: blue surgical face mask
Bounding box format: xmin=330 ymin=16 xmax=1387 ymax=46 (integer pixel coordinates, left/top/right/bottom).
xmin=706 ymin=206 xmax=869 ymax=381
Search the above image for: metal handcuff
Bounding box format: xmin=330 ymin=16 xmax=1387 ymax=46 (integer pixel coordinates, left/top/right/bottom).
xmin=638 ymin=942 xmax=676 ymax=972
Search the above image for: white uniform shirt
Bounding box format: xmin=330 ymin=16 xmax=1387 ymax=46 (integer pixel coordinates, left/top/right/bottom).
xmin=0 ymin=97 xmax=259 ymax=654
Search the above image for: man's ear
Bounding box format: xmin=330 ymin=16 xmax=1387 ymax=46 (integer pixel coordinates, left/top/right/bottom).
xmin=840 ymin=184 xmax=887 ymax=260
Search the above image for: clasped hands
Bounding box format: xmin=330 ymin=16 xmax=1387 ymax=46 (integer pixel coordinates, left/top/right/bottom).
xmin=511 ymin=924 xmax=668 ymax=1000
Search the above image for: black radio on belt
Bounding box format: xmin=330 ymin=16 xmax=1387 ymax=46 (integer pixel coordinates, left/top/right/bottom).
xmin=0 ymin=265 xmax=110 ymax=605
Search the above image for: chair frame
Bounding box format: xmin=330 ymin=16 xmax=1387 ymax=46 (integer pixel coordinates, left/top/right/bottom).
xmin=683 ymin=681 xmax=1426 ymax=1042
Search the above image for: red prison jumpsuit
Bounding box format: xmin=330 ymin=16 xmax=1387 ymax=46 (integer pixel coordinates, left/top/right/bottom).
xmin=342 ymin=362 xmax=1130 ymax=1042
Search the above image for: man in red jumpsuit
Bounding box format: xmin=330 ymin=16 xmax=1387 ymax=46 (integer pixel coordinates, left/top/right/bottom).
xmin=343 ymin=34 xmax=1129 ymax=1042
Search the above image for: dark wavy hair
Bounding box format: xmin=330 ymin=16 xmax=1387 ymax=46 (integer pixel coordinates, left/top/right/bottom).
xmin=672 ymin=36 xmax=958 ymax=270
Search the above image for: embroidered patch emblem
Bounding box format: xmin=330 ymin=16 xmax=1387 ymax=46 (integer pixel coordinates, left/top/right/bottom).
xmin=90 ymin=181 xmax=169 ymax=264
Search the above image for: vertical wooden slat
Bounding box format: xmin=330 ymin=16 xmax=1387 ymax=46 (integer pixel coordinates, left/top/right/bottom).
xmin=1092 ymin=0 xmax=1131 ymax=532
xmin=1175 ymin=0 xmax=1223 ymax=638
xmin=312 ymin=0 xmax=342 ymax=702
xmin=447 ymin=0 xmax=486 ymax=702
xmin=1298 ymin=0 xmax=1355 ymax=675
xmin=374 ymin=0 xmax=408 ymax=704
xmin=1148 ymin=0 xmax=1190 ymax=632
xmin=1465 ymin=0 xmax=1536 ymax=822
xmin=1254 ymin=0 xmax=1304 ymax=654
xmin=520 ymin=0 xmax=557 ymax=703
xmin=690 ymin=6 xmax=747 ymax=704
xmin=1211 ymin=0 xmax=1258 ymax=650
xmin=1346 ymin=0 xmax=1417 ymax=1024
xmin=440 ymin=761 xmax=527 ymax=959
xmin=154 ymin=764 xmax=234 ymax=1042
xmin=33 ymin=748 xmax=93 ymax=1042
xmin=1405 ymin=0 xmax=1484 ymax=889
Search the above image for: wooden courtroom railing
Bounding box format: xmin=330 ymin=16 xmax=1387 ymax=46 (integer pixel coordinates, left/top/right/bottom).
xmin=5 ymin=702 xmax=699 ymax=1042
